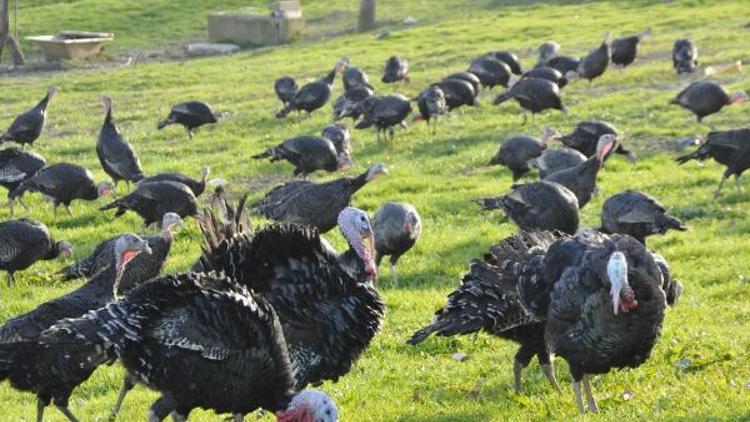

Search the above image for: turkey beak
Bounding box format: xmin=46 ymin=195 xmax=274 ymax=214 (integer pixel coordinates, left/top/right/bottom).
xmin=607 ymin=251 xmax=628 ymax=315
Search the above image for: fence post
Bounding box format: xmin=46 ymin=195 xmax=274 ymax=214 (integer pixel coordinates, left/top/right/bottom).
xmin=358 ymin=0 xmax=376 ymax=31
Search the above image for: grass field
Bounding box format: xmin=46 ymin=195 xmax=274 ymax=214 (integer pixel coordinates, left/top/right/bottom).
xmin=2 ymin=0 xmax=750 ymax=420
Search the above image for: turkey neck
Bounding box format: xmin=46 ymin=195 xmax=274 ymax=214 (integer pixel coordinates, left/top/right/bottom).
xmin=347 ymin=169 xmax=370 ymax=193
xmin=339 ymin=246 xmax=367 ymax=281
xmin=36 ymin=94 xmax=52 ymax=112
xmin=44 ymin=241 xmax=63 ymax=260
xmin=322 ymin=68 xmax=337 ymax=86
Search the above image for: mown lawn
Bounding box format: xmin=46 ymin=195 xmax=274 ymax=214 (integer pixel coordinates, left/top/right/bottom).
xmin=1 ymin=0 xmax=750 ymax=420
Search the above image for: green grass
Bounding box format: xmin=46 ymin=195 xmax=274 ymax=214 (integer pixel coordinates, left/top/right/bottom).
xmin=2 ymin=0 xmax=750 ymax=420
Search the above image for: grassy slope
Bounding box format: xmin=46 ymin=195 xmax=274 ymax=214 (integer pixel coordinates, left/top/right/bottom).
xmin=2 ymin=0 xmax=750 ymax=420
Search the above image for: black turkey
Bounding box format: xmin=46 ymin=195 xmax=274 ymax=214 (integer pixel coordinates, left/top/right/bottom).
xmin=253 ymin=135 xmax=351 ymax=177
xmin=157 ymin=101 xmax=219 ymax=138
xmin=0 ymin=147 xmax=46 ymax=216
xmin=675 ymin=128 xmax=750 ymax=197
xmin=673 ymin=39 xmax=698 ymax=74
xmin=139 ymin=166 xmax=210 ymax=197
xmin=443 ymin=72 xmax=481 ymax=96
xmin=343 ymin=66 xmax=374 ymax=91
xmin=97 ymin=96 xmax=144 ymax=192
xmin=41 ymin=270 xmax=340 ymax=422
xmin=60 ymin=213 xmax=182 ymax=292
xmin=522 ymin=66 xmax=568 ymax=88
xmin=493 ymin=77 xmax=569 ymax=124
xmin=9 ymin=163 xmax=114 ymax=216
xmin=670 ymin=81 xmax=747 ymax=125
xmin=0 ymin=234 xmax=150 ymax=422
xmin=332 ymin=85 xmax=374 ymax=121
xmin=543 ymin=233 xmax=667 ymax=413
xmin=355 ymin=95 xmax=412 ymax=142
xmin=557 ymin=120 xmax=636 ymax=162
xmin=434 ymin=78 xmax=478 ymax=111
xmin=100 ymin=180 xmax=199 ymax=227
xmin=0 ymin=87 xmax=57 ymax=148
xmin=487 ymin=128 xmax=557 ymax=181
xmin=415 ymin=85 xmax=448 ymax=135
xmin=468 ymin=57 xmax=512 ymax=90
xmin=537 ymin=41 xmax=561 ymax=67
xmin=409 ymin=231 xmax=563 ymax=394
xmin=487 ymin=51 xmax=523 ymax=75
xmin=546 ymin=56 xmax=580 ymax=74
xmin=531 ymin=147 xmax=587 ymax=179
xmin=276 ymin=60 xmax=347 ymax=118
xmin=601 ymin=190 xmax=686 ymax=244
xmin=576 ymin=32 xmax=611 ymax=85
xmin=544 ymin=134 xmax=617 ymax=208
xmin=382 ymin=56 xmax=409 ymax=84
xmin=477 ymin=181 xmax=580 ymax=234
xmin=0 ymin=219 xmax=72 ymax=286
xmin=611 ymin=28 xmax=651 ymax=68
xmin=274 ymin=76 xmax=298 ymax=107
xmin=372 ymin=202 xmax=421 ymax=285
xmin=253 ymin=163 xmax=388 ymax=233
xmin=322 ymin=123 xmax=353 ymax=164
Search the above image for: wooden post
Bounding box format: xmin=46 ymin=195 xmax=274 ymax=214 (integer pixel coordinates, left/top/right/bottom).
xmin=358 ymin=0 xmax=376 ymax=31
xmin=0 ymin=0 xmax=25 ymax=65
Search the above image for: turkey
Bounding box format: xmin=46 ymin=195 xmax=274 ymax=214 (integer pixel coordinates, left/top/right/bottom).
xmin=546 ymin=56 xmax=581 ymax=74
xmin=468 ymin=57 xmax=512 ymax=91
xmin=673 ymin=39 xmax=698 ymax=74
xmin=157 ymin=101 xmax=219 ymax=138
xmin=487 ymin=51 xmax=523 ymax=75
xmin=0 ymin=87 xmax=57 ymax=148
xmin=0 ymin=147 xmax=46 ymax=216
xmin=253 ymin=135 xmax=352 ymax=177
xmin=343 ymin=66 xmax=374 ymax=91
xmin=557 ymin=120 xmax=636 ymax=162
xmin=382 ymin=56 xmax=410 ymax=84
xmin=59 ymin=213 xmax=182 ymax=292
xmin=276 ymin=60 xmax=347 ymax=118
xmin=253 ymin=164 xmax=388 ymax=233
xmin=138 ymin=166 xmax=211 ymax=197
xmin=36 ymin=271 xmax=340 ymax=422
xmin=487 ymin=128 xmax=557 ymax=181
xmin=531 ymin=147 xmax=587 ymax=179
xmin=601 ymin=190 xmax=686 ymax=244
xmin=443 ymin=72 xmax=481 ymax=96
xmin=543 ymin=233 xmax=667 ymax=413
xmin=477 ymin=181 xmax=580 ymax=234
xmin=675 ymin=128 xmax=750 ymax=197
xmin=434 ymin=78 xmax=478 ymax=111
xmin=670 ymin=81 xmax=747 ymax=125
xmin=409 ymin=231 xmax=563 ymax=394
xmin=0 ymin=234 xmax=150 ymax=422
xmin=522 ymin=66 xmax=569 ymax=88
xmin=274 ymin=76 xmax=298 ymax=107
xmin=100 ymin=180 xmax=199 ymax=227
xmin=544 ymin=134 xmax=616 ymax=208
xmin=576 ymin=32 xmax=611 ymax=85
xmin=97 ymin=96 xmax=144 ymax=193
xmin=415 ymin=85 xmax=448 ymax=135
xmin=332 ymin=85 xmax=374 ymax=121
xmin=537 ymin=41 xmax=561 ymax=67
xmin=0 ymin=219 xmax=72 ymax=286
xmin=372 ymin=202 xmax=421 ymax=285
xmin=355 ymin=95 xmax=412 ymax=142
xmin=611 ymin=28 xmax=651 ymax=68
xmin=493 ymin=77 xmax=569 ymax=124
xmin=9 ymin=163 xmax=114 ymax=217
xmin=322 ymin=123 xmax=353 ymax=164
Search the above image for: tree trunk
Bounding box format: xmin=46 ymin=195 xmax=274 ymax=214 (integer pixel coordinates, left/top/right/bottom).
xmin=0 ymin=0 xmax=23 ymax=65
xmin=358 ymin=0 xmax=376 ymax=32
xmin=0 ymin=0 xmax=9 ymax=61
